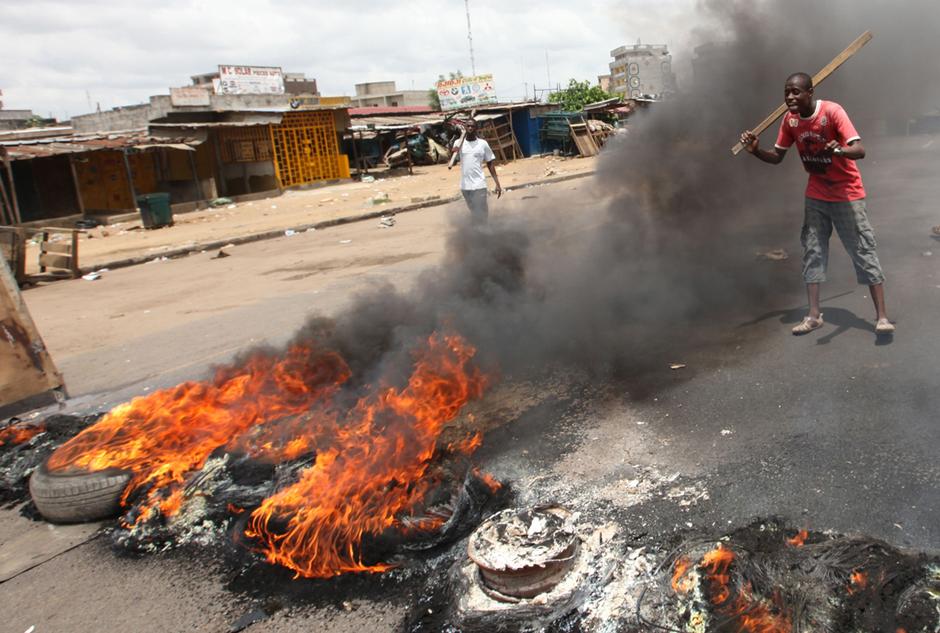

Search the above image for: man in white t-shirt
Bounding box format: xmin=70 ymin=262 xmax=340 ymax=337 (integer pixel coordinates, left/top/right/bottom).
xmin=451 ymin=120 xmax=502 ymax=223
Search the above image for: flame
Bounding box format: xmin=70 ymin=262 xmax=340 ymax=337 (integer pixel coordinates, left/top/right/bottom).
xmin=671 ymin=556 xmax=693 ymax=593
xmin=47 ymin=343 xmax=352 ymax=523
xmin=245 ymin=333 xmax=487 ymax=578
xmin=786 ymin=530 xmax=808 ymax=547
xmin=473 ymin=468 xmax=503 ymax=493
xmin=678 ymin=544 xmax=792 ymax=633
xmin=44 ymin=331 xmax=489 ymax=577
xmin=847 ymin=570 xmax=868 ymax=594
xmin=0 ymin=423 xmax=45 ymax=446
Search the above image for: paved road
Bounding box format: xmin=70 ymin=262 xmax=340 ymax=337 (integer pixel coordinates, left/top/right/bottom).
xmin=2 ymin=136 xmax=938 ymax=631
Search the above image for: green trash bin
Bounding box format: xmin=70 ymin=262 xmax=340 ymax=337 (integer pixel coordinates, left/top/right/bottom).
xmin=136 ymin=193 xmax=173 ymax=229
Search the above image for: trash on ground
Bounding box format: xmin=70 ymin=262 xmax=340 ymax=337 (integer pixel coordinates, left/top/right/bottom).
xmin=923 ymin=251 xmax=933 ymax=257
xmin=81 ymin=271 xmax=102 ymax=281
xmin=932 ymin=225 xmax=940 ymax=236
xmin=669 ymin=363 xmax=686 ymax=370
xmin=756 ymin=248 xmax=789 ymax=261
xmin=211 ymin=250 xmax=230 ymax=259
xmin=721 ymin=429 xmax=733 ymax=436
xmin=284 ymin=229 xmax=297 ymax=237
xmin=209 ymin=197 xmax=233 ymax=207
xmin=339 ymin=239 xmax=352 ymax=244
xmin=379 ymin=216 xmax=396 ymax=229
xmin=370 ymin=193 xmax=391 ymax=205
xmin=361 ymin=175 xmax=375 ymax=183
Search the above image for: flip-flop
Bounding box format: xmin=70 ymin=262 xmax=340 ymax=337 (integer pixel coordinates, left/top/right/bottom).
xmin=875 ymin=318 xmax=896 ymax=334
xmin=792 ymin=314 xmax=824 ymax=335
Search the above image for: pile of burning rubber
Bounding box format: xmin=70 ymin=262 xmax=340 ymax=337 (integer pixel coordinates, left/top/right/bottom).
xmin=27 ymin=331 xmax=503 ymax=577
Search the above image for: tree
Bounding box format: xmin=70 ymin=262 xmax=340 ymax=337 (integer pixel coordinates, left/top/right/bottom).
xmin=548 ymin=79 xmax=614 ymax=112
xmin=429 ymin=71 xmax=464 ymax=111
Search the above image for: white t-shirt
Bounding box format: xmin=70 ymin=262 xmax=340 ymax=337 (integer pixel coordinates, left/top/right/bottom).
xmin=455 ymin=137 xmax=495 ymax=191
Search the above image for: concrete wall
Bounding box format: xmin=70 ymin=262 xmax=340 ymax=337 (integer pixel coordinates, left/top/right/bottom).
xmin=349 ymin=90 xmax=429 ymax=108
xmin=72 ymin=105 xmax=153 ymax=133
xmin=355 ymin=81 xmax=397 ymax=96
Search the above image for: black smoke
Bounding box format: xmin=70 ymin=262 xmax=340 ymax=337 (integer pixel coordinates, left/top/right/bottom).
xmin=287 ymin=0 xmax=939 ymax=386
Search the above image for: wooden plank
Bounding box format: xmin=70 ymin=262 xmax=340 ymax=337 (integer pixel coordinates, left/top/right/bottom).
xmin=732 ymin=31 xmax=873 ymax=155
xmin=38 ymin=253 xmax=72 ymax=270
xmin=0 ymin=249 xmax=67 ymax=412
xmin=41 ymin=241 xmax=73 ymax=255
xmin=2 ymin=154 xmax=21 ymax=224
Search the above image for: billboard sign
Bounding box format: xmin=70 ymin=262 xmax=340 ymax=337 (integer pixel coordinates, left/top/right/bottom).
xmin=436 ymin=74 xmax=497 ymax=111
xmin=217 ymin=65 xmax=285 ymax=95
xmin=170 ymin=86 xmax=211 ymax=106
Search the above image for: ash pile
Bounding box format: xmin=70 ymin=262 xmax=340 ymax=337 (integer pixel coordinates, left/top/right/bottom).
xmin=406 ymin=513 xmax=939 ymax=633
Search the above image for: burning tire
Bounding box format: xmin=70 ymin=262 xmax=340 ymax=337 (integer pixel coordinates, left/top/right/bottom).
xmin=29 ymin=462 xmax=130 ymax=524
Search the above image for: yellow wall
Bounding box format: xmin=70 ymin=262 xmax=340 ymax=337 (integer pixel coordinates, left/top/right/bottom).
xmin=270 ymin=111 xmax=350 ymax=187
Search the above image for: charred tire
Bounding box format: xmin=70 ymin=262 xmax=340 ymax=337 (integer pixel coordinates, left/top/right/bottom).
xmin=29 ymin=462 xmax=131 ymax=524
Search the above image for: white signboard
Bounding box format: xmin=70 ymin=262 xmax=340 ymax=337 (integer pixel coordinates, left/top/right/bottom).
xmin=170 ymin=86 xmax=211 ymax=106
xmin=436 ymin=74 xmax=498 ymax=111
xmin=217 ymin=65 xmax=285 ymax=95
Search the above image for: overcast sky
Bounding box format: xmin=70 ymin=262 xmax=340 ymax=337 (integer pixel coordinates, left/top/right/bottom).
xmin=0 ymin=0 xmax=697 ymax=120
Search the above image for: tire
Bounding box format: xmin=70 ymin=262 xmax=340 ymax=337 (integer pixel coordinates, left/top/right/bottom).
xmin=29 ymin=462 xmax=131 ymax=524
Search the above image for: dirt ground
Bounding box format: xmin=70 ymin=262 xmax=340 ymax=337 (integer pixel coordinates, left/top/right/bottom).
xmin=23 ymin=154 xmax=595 ymax=273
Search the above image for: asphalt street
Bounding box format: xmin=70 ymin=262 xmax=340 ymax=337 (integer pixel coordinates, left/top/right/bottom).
xmin=1 ymin=135 xmax=937 ymax=632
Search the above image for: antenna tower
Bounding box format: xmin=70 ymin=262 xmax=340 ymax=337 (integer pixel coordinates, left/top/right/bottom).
xmin=465 ymin=0 xmax=476 ymax=75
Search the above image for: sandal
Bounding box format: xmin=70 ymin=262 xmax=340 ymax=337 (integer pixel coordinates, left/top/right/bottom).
xmin=792 ymin=314 xmax=824 ymax=335
xmin=875 ymin=318 xmax=896 ymax=334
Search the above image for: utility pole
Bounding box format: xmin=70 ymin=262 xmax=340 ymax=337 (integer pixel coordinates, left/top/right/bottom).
xmin=465 ymin=0 xmax=476 ymax=75
xmin=545 ymin=50 xmax=551 ymax=92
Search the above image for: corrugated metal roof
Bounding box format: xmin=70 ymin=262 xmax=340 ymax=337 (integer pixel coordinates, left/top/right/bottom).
xmin=349 ymin=106 xmax=435 ymax=117
xmin=347 ymin=113 xmax=445 ymax=131
xmin=0 ymin=129 xmax=202 ymax=160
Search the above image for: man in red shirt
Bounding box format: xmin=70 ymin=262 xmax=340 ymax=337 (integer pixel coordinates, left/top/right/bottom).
xmin=740 ymin=72 xmax=894 ymax=335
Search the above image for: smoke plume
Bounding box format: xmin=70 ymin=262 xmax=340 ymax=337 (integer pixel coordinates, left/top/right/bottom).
xmin=286 ymin=0 xmax=939 ymax=386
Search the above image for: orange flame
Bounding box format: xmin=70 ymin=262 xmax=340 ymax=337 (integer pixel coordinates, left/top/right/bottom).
xmin=47 ymin=343 xmax=353 ymax=523
xmin=671 ymin=557 xmax=693 ymax=594
xmin=0 ymin=423 xmax=45 ymax=447
xmin=45 ymin=332 xmax=489 ymax=577
xmin=679 ymin=544 xmax=792 ymax=633
xmin=473 ymin=468 xmax=503 ymax=493
xmin=786 ymin=530 xmax=808 ymax=547
xmin=245 ymin=333 xmax=487 ymax=578
xmin=847 ymin=570 xmax=868 ymax=594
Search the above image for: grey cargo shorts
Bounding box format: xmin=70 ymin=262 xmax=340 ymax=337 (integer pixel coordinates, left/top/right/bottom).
xmin=801 ymin=197 xmax=885 ymax=285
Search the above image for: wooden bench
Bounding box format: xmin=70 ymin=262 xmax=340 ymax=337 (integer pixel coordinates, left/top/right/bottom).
xmin=0 ymin=226 xmax=84 ymax=284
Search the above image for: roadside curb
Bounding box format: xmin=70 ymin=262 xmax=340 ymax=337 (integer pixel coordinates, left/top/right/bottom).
xmin=79 ymin=170 xmax=596 ymax=274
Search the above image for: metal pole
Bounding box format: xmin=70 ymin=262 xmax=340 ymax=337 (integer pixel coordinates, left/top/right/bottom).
xmin=465 ymin=0 xmax=476 ymax=75
xmin=3 ymin=154 xmax=22 ymax=224
xmin=122 ymin=149 xmax=138 ymax=210
xmin=68 ymin=156 xmax=86 ymax=217
xmin=187 ymin=148 xmax=203 ymax=203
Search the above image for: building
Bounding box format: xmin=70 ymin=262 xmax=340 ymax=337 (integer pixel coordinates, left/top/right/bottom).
xmin=597 ymin=74 xmax=612 ymax=93
xmin=608 ymin=43 xmax=677 ymax=99
xmin=348 ymin=82 xmax=430 ymax=109
xmin=73 ymin=67 xmax=320 ymax=133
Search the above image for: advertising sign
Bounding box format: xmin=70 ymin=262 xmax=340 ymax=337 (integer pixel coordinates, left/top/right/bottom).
xmin=170 ymin=86 xmax=211 ymax=107
xmin=217 ymin=65 xmax=285 ymax=95
xmin=436 ymin=74 xmax=497 ymax=111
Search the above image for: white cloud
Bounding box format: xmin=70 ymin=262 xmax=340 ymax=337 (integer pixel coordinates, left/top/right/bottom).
xmin=0 ymin=0 xmax=695 ymax=120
